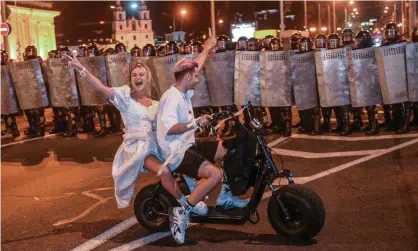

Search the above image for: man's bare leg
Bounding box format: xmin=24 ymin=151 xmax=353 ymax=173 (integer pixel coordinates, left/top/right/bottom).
xmin=187 ymin=161 xmax=222 ymax=205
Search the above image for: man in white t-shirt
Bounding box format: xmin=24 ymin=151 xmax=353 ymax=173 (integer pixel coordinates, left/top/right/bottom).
xmin=157 ymin=36 xmax=247 ymax=244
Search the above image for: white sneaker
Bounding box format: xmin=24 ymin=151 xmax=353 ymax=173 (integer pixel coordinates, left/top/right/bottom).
xmin=216 ymin=184 xmax=248 ymax=210
xmin=169 ymin=207 xmax=189 ymax=244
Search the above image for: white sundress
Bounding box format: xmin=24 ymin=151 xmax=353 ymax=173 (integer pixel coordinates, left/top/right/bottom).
xmin=110 ymin=85 xmax=164 ymax=208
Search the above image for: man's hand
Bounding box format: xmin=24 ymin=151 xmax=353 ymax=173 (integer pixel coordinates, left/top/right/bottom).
xmin=197 ymin=114 xmax=212 ymax=127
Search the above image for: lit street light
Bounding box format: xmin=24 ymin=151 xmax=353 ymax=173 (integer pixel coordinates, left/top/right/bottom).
xmin=350 ymin=1 xmax=354 ymax=4
xmin=99 ymin=21 xmax=105 ymax=24
xmin=181 ymin=10 xmax=186 ymax=15
xmin=309 ymin=27 xmax=317 ymax=32
xmin=384 ymin=10 xmax=388 ymax=13
xmin=131 ymin=3 xmax=138 ymax=9
xmin=355 ymin=11 xmax=359 ymax=15
xmin=353 ymin=8 xmax=357 ymax=12
xmin=110 ymin=5 xmax=115 ymax=9
xmin=321 ymin=27 xmax=327 ymax=31
xmin=385 ymin=6 xmax=389 ymax=10
xmin=218 ymin=19 xmax=224 ymax=24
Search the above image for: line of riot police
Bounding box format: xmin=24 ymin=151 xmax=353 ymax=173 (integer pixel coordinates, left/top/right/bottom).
xmin=2 ymin=23 xmax=417 ymax=139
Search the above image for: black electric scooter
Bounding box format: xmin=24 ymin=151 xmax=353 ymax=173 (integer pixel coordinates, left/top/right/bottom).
xmin=133 ymin=101 xmax=325 ymax=241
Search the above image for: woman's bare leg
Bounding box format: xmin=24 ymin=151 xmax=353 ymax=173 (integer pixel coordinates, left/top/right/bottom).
xmin=144 ymin=155 xmax=182 ymax=200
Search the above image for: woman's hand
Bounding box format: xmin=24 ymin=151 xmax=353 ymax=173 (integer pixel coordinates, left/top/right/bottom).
xmin=64 ymin=54 xmax=84 ymax=72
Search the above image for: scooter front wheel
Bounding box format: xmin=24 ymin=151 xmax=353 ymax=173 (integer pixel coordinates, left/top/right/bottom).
xmin=267 ymin=184 xmax=325 ymax=240
xmin=133 ymin=183 xmax=178 ymax=232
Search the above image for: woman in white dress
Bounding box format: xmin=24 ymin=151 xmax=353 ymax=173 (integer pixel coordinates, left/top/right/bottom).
xmin=65 ymin=54 xmax=206 ymax=212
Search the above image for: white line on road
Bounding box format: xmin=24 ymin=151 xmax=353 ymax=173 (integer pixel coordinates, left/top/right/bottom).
xmin=1 ymin=133 xmax=63 ymax=148
xmin=70 ymin=216 xmax=138 ymax=251
xmin=267 ymin=136 xmax=291 ymax=147
xmin=271 ymin=148 xmax=384 ymax=158
xmin=291 ymin=133 xmax=418 ymax=142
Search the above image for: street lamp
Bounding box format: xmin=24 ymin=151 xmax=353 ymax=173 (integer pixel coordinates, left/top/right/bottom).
xmin=309 ymin=27 xmax=317 ymax=32
xmin=321 ymin=27 xmax=327 ymax=31
xmin=384 ymin=10 xmax=388 ymax=13
xmin=131 ymin=3 xmax=138 ymax=9
xmin=218 ymin=19 xmax=224 ymax=24
xmin=181 ymin=10 xmax=186 ymax=15
xmin=349 ymin=1 xmax=354 ymax=4
xmin=355 ymin=11 xmax=359 ymax=15
xmin=180 ymin=9 xmax=186 ymax=31
xmin=353 ymin=8 xmax=357 ymax=12
xmin=110 ymin=5 xmax=115 ymax=9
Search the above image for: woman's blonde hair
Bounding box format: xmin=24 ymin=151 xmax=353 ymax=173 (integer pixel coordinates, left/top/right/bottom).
xmin=129 ymin=61 xmax=155 ymax=98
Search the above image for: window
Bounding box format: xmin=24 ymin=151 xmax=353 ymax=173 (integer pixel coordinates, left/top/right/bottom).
xmin=133 ymin=35 xmax=136 ymax=40
xmin=119 ymin=25 xmax=122 ymax=30
xmin=119 ymin=14 xmax=122 ymax=20
xmin=145 ymin=35 xmax=148 ymax=39
xmin=132 ymin=22 xmax=136 ymax=31
xmin=145 ymin=24 xmax=148 ymax=29
xmin=121 ymin=36 xmax=123 ymax=40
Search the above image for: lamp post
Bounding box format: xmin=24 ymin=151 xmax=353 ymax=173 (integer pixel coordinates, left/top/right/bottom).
xmin=162 ymin=12 xmax=175 ymax=32
xmin=180 ymin=9 xmax=186 ymax=31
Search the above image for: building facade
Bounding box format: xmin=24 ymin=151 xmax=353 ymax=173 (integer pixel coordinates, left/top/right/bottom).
xmin=2 ymin=1 xmax=60 ymax=61
xmin=112 ymin=0 xmax=154 ymax=50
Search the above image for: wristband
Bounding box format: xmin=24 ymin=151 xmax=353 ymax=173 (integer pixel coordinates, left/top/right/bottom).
xmin=186 ymin=120 xmax=198 ymax=129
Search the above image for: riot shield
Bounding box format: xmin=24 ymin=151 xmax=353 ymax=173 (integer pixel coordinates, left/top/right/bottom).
xmin=151 ymin=55 xmax=177 ymax=95
xmin=9 ymin=59 xmax=49 ymax=110
xmin=375 ymin=42 xmax=408 ymax=104
xmin=105 ymin=52 xmax=131 ymax=88
xmin=234 ymin=51 xmax=261 ymax=106
xmin=1 ymin=65 xmax=19 ymax=114
xmin=347 ymin=47 xmax=382 ymax=107
xmin=76 ymin=56 xmax=109 ymax=106
xmin=260 ymin=50 xmax=293 ymax=107
xmin=315 ymin=48 xmax=351 ymax=107
xmin=205 ymin=51 xmax=235 ymax=107
xmin=177 ymin=54 xmax=211 ymax=107
xmin=131 ymin=56 xmax=162 ymax=100
xmin=406 ymin=43 xmax=418 ymax=102
xmin=44 ymin=58 xmax=79 ymax=107
xmin=289 ymin=51 xmax=318 ymax=110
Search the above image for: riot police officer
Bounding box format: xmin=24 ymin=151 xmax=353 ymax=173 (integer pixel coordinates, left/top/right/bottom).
xmin=142 ymin=44 xmax=156 ymax=57
xmin=1 ymin=50 xmax=20 ymax=138
xmin=130 ymin=45 xmax=141 ymax=57
xmin=87 ymin=43 xmax=108 ymax=137
xmin=23 ymin=45 xmax=47 ymax=137
xmin=381 ymin=22 xmax=411 ymax=134
xmin=411 ymin=28 xmax=418 ymax=127
xmin=353 ymin=30 xmax=379 ymax=135
xmin=76 ymin=44 xmax=95 ymax=135
xmin=314 ymin=33 xmax=332 ymax=132
xmin=182 ymin=40 xmax=192 ymax=55
xmin=165 ymin=41 xmax=179 ymax=55
xmin=266 ymin=37 xmax=287 ymax=134
xmin=297 ymin=37 xmax=321 ymax=135
xmin=342 ymin=28 xmax=363 ymax=131
xmin=190 ymin=40 xmax=203 ymax=54
xmin=327 ymin=33 xmax=351 ymax=136
xmin=262 ymin=35 xmax=274 ymax=51
xmin=236 ymin=36 xmax=248 ymax=51
xmin=290 ymin=32 xmax=302 ymax=51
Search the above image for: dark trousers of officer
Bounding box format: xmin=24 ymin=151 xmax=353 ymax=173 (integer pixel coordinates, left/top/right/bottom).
xmin=383 ymin=102 xmax=411 ymax=133
xmin=24 ymin=108 xmax=45 ymax=137
xmin=62 ymin=107 xmax=78 ymax=137
xmin=106 ymin=104 xmax=122 ymax=133
xmin=1 ymin=114 xmax=20 ymax=137
xmin=95 ymin=105 xmax=108 ymax=138
xmin=297 ymin=107 xmax=321 ymax=135
xmin=78 ymin=106 xmax=95 ymax=134
xmin=269 ymin=107 xmax=291 ymax=137
xmin=364 ymin=105 xmax=379 ymax=135
xmin=50 ymin=107 xmax=68 ymax=134
xmin=324 ymin=105 xmax=351 ymax=136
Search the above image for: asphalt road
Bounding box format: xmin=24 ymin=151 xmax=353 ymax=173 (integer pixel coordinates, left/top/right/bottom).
xmin=1 ymin=109 xmax=418 ymax=251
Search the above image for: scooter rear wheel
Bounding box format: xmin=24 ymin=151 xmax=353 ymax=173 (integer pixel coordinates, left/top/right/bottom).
xmin=133 ymin=184 xmax=178 ymax=232
xmin=267 ymin=184 xmax=325 ymax=240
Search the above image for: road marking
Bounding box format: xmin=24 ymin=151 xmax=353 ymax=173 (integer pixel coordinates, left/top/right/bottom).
xmin=53 ymin=190 xmax=114 ymax=227
xmin=70 ymin=216 xmax=138 ymax=251
xmin=106 ymin=137 xmax=418 ymax=251
xmin=291 ymin=133 xmax=418 ymax=141
xmin=271 ymin=148 xmax=384 ymax=158
xmin=1 ymin=133 xmax=63 ymax=148
xmin=267 ymin=136 xmax=291 ymax=147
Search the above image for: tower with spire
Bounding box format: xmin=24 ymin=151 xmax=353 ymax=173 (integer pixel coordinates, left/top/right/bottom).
xmin=112 ymin=0 xmax=154 ymax=50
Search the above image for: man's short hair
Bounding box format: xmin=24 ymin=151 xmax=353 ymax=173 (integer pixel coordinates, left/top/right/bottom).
xmin=173 ymin=58 xmax=198 ymax=81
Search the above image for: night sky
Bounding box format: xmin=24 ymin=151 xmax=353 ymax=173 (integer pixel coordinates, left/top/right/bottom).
xmin=52 ymin=1 xmax=395 ymax=41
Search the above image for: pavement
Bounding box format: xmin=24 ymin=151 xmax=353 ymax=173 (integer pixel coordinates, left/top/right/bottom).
xmin=1 ymin=107 xmax=418 ymax=251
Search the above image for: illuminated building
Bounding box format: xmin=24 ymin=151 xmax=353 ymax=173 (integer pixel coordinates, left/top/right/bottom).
xmin=2 ymin=1 xmax=60 ymax=61
xmin=112 ymin=0 xmax=154 ymax=49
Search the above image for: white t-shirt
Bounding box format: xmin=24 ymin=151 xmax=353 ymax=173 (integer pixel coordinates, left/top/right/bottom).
xmin=157 ymin=85 xmax=196 ymax=170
